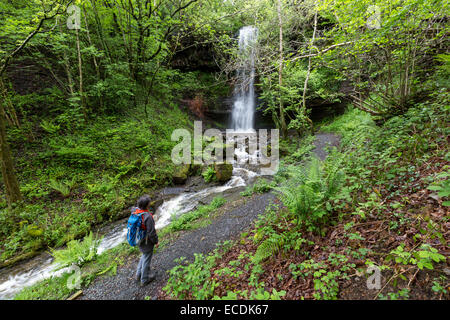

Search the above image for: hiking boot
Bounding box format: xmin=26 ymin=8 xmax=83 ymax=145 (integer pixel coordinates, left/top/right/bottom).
xmin=140 ymin=278 xmax=155 ymax=287
xmin=140 ymin=273 xmax=156 ymax=287
xmin=135 ymin=274 xmax=141 ymax=284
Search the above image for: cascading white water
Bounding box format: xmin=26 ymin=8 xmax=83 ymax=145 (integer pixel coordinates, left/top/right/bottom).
xmin=0 ymin=168 xmax=258 ymax=300
xmin=0 ymin=26 xmax=264 ymax=301
xmin=231 ymin=26 xmax=258 ymax=132
xmin=154 ymin=169 xmax=251 ymax=230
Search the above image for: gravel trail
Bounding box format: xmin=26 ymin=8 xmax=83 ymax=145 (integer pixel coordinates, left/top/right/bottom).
xmin=80 ymin=193 xmax=276 ymax=300
xmin=79 ymin=132 xmax=339 ymax=300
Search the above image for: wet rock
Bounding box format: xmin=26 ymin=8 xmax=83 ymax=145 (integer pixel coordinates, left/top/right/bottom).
xmin=149 ymin=199 xmax=164 ymax=212
xmin=185 ymin=176 xmax=220 ymax=192
xmin=214 ymin=162 xmax=233 ymax=182
xmin=172 ymin=164 xmax=190 ymax=184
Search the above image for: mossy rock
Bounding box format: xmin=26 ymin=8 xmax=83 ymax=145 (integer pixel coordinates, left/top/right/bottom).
xmin=172 ymin=164 xmax=190 ymax=184
xmin=214 ymin=162 xmax=233 ymax=182
xmin=27 ymin=225 xmax=44 ymax=237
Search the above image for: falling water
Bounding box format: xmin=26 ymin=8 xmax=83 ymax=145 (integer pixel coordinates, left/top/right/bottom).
xmin=0 ymin=26 xmax=264 ymax=300
xmin=231 ymin=26 xmax=258 ymax=132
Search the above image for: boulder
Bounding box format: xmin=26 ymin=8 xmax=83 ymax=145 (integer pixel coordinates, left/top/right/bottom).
xmin=214 ymin=162 xmax=233 ymax=182
xmin=172 ymin=164 xmax=190 ymax=184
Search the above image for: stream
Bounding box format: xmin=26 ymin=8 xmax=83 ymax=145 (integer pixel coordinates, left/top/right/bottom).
xmin=0 ymin=166 xmax=261 ymax=300
xmin=0 ymin=25 xmax=267 ymax=300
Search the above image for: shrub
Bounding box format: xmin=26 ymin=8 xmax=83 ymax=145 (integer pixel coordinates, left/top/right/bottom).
xmin=275 ymin=157 xmax=345 ymax=233
xmin=241 ymin=178 xmax=276 ymax=197
xmin=49 ymin=177 xmax=76 ymax=197
xmin=167 ymin=196 xmax=226 ymax=232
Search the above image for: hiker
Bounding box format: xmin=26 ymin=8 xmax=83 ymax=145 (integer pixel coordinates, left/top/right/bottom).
xmin=131 ymin=195 xmax=159 ymax=286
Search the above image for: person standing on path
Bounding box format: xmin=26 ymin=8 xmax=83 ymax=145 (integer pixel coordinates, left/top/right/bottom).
xmin=133 ymin=195 xmax=159 ymax=286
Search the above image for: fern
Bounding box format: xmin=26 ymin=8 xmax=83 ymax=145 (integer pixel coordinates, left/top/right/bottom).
xmin=40 ymin=119 xmax=60 ymax=134
xmin=202 ymin=166 xmax=216 ymax=183
xmin=275 ymin=158 xmax=345 ymax=232
xmin=50 ymin=232 xmax=101 ymax=269
xmin=252 ymin=234 xmax=285 ymax=263
xmin=49 ymin=178 xmax=73 ymax=197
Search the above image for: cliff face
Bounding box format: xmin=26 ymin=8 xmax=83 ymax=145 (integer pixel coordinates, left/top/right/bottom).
xmin=170 ymin=36 xmax=220 ymax=72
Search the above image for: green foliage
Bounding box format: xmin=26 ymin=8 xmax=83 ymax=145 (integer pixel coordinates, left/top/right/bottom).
xmin=259 ymin=64 xmax=341 ymax=134
xmin=427 ymin=171 xmax=450 ymax=206
xmin=431 ymin=276 xmax=448 ymax=295
xmin=49 ymin=232 xmax=101 ymax=269
xmin=166 ymin=196 xmax=226 ymax=233
xmin=241 ymin=178 xmax=276 ymax=197
xmin=289 ymin=254 xmax=355 ymax=300
xmin=275 ymin=157 xmax=345 ymax=233
xmin=378 ymin=289 xmax=410 ymax=300
xmin=53 ymin=145 xmax=98 ymax=168
xmin=49 ymin=177 xmax=76 ymax=197
xmin=163 ymin=241 xmax=232 ymax=299
xmin=249 ymin=288 xmax=286 ymax=300
xmin=40 ymin=119 xmax=61 ymax=135
xmin=291 ymin=135 xmax=316 ymax=161
xmin=387 ymin=244 xmax=446 ymax=270
xmin=14 ymin=269 xmax=78 ymax=300
xmin=317 ymin=0 xmax=449 ymax=116
xmin=252 ymin=233 xmax=285 ymax=264
xmin=14 ymin=243 xmax=133 ymax=300
xmin=321 ymin=107 xmax=378 ymax=148
xmin=1 ymin=102 xmax=191 ymax=264
xmin=202 ymin=166 xmax=217 ymax=183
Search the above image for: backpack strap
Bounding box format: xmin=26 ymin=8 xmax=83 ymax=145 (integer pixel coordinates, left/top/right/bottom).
xmin=134 ymin=209 xmax=153 ymax=218
xmin=133 ymin=209 xmax=154 ymax=230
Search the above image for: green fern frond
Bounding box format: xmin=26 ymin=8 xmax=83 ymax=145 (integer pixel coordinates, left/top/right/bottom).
xmin=252 ymin=236 xmax=285 ymax=263
xmin=49 ymin=179 xmax=71 ymax=197
xmin=275 ymin=157 xmax=346 ymax=232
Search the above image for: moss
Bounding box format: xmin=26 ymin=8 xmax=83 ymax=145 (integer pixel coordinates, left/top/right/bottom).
xmin=172 ymin=164 xmax=190 ymax=184
xmin=214 ymin=162 xmax=233 ymax=182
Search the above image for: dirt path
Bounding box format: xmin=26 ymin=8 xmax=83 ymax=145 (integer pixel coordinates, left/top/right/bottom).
xmin=79 ymin=133 xmax=340 ymax=300
xmin=312 ymin=133 xmax=340 ymax=161
xmin=80 ymin=193 xmax=276 ymax=300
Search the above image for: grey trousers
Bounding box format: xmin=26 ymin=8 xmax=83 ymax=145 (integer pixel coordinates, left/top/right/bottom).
xmin=136 ymin=250 xmax=154 ymax=283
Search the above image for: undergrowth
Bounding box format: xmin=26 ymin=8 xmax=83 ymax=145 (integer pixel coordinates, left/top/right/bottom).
xmin=161 ymin=90 xmax=449 ymax=300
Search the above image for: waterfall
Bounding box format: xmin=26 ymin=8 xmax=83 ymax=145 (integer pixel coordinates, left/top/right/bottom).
xmin=231 ymin=26 xmax=258 ymax=132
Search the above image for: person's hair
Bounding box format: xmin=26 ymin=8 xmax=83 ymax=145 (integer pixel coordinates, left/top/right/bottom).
xmin=137 ymin=195 xmax=151 ymax=210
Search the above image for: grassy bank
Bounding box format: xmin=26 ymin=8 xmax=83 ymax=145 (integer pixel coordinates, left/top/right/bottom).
xmin=13 ymin=195 xmax=227 ymax=300
xmin=0 ymin=66 xmax=233 ymax=267
xmin=0 ymin=100 xmax=194 ymax=267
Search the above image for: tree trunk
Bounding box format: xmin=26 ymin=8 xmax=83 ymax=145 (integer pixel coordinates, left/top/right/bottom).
xmin=89 ymin=0 xmax=112 ymax=63
xmin=76 ymin=28 xmax=87 ymax=119
xmin=277 ymin=0 xmax=287 ymax=138
xmin=0 ymin=90 xmax=22 ymax=206
xmin=301 ymin=10 xmax=317 ymax=134
xmin=83 ymin=6 xmax=104 ymax=112
xmin=59 ymin=22 xmax=75 ymax=96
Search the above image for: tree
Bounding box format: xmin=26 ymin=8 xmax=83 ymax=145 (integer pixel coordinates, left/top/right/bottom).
xmin=0 ymin=0 xmax=71 ymax=206
xmin=276 ymin=0 xmax=288 ymax=138
xmin=255 ymin=0 xmax=328 ymax=136
xmin=315 ymin=0 xmax=449 ymax=116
